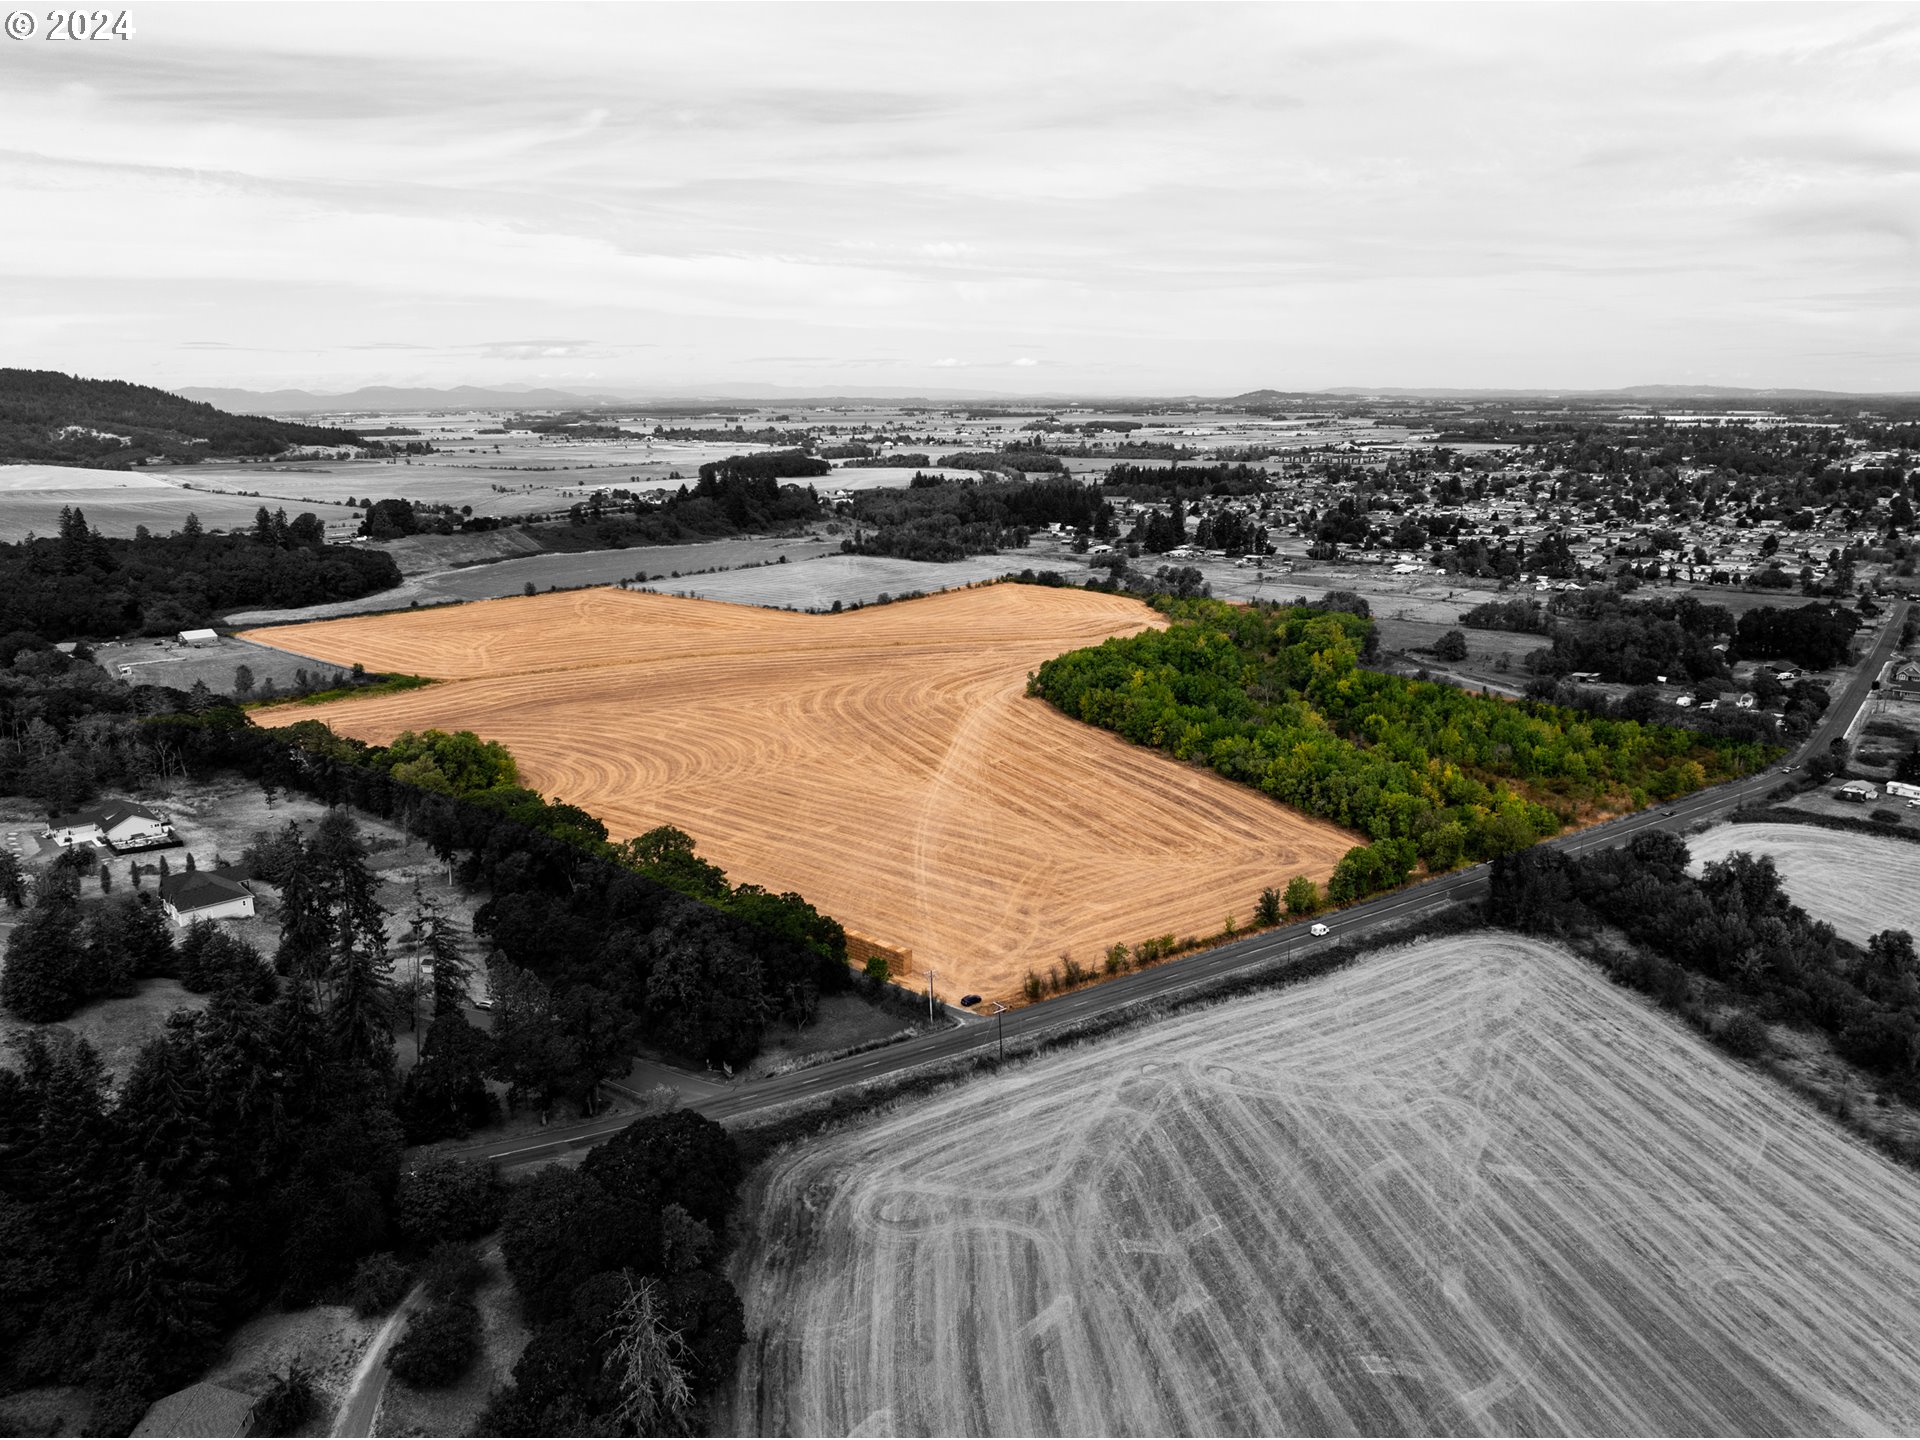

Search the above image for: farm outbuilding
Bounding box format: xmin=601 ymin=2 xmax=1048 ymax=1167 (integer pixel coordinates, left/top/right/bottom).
xmin=177 ymin=628 xmax=219 ymax=646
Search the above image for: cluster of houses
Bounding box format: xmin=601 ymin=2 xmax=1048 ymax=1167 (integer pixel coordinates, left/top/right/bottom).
xmin=40 ymin=800 xmax=257 ymax=926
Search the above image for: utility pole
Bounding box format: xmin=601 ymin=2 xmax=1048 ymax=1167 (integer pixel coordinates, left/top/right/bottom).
xmin=988 ymin=1000 xmax=1007 ymax=1064
xmin=920 ymin=966 xmax=938 ymax=1021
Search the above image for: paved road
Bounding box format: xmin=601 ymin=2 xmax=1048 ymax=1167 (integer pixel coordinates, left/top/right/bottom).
xmin=446 ymin=600 xmax=1906 ymax=1172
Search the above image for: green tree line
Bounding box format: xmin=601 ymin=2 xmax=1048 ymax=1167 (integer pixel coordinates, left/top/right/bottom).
xmin=1028 ymin=598 xmax=1775 ymax=903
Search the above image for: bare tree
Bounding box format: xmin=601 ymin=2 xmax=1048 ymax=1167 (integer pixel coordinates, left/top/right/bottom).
xmin=604 ymin=1275 xmax=694 ymax=1434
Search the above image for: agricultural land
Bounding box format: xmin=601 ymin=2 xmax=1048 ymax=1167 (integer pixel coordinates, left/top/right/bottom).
xmin=720 ymin=933 xmax=1920 ymax=1437
xmin=241 ymin=585 xmax=1361 ymax=1003
xmin=1687 ymin=820 xmax=1920 ymax=946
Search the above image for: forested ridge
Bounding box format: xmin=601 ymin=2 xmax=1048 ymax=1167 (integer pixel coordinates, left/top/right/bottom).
xmin=0 ymin=369 xmax=363 ymax=467
xmin=1029 ymin=598 xmax=1775 ymax=902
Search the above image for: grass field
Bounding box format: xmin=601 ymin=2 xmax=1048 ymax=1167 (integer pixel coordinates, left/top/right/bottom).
xmin=0 ymin=463 xmax=355 ymax=541
xmin=1687 ymin=821 xmax=1920 ymax=945
xmin=241 ymin=585 xmax=1360 ymax=1002
xmin=222 ymin=535 xmax=841 ymax=625
xmin=719 ymin=933 xmax=1920 ymax=1436
xmin=644 ymin=551 xmax=1034 ymax=610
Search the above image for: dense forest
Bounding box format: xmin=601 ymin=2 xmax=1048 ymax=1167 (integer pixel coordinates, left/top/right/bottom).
xmin=3 ymin=505 xmax=401 ymax=640
xmin=1029 ymin=598 xmax=1774 ymax=901
xmin=1489 ymin=834 xmax=1920 ymax=1108
xmin=0 ymin=803 xmax=757 ymax=1432
xmin=0 ymin=662 xmax=844 ymax=1427
xmin=0 ymin=369 xmax=363 ymax=467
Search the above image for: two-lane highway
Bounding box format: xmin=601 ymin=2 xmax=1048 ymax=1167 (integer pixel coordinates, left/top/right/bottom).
xmin=452 ymin=600 xmax=1905 ymax=1170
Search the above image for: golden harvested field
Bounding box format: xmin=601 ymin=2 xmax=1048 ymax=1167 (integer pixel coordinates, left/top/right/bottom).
xmin=241 ymin=585 xmax=1359 ymax=1001
xmin=719 ymin=934 xmax=1920 ymax=1436
xmin=1688 ymin=821 xmax=1920 ymax=945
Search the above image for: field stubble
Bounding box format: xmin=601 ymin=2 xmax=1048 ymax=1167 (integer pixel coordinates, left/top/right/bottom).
xmin=1687 ymin=821 xmax=1920 ymax=945
xmin=241 ymin=585 xmax=1360 ymax=1002
xmin=720 ymin=933 xmax=1920 ymax=1436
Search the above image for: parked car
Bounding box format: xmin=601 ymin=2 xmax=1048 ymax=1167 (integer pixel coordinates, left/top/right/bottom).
xmin=959 ymin=994 xmax=982 ymax=1007
xmin=1309 ymin=923 xmax=1330 ymax=937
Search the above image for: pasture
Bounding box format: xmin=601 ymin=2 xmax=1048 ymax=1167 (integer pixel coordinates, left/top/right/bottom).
xmin=643 ymin=551 xmax=1032 ymax=610
xmin=241 ymin=585 xmax=1360 ymax=1001
xmin=0 ymin=463 xmax=348 ymax=541
xmin=720 ymin=933 xmax=1920 ymax=1436
xmin=1687 ymin=821 xmax=1920 ymax=945
xmin=219 ymin=534 xmax=843 ymax=625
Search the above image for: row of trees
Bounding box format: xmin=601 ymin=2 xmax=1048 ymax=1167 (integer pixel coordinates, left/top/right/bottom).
xmin=1029 ymin=598 xmax=1774 ymax=901
xmin=4 ymin=505 xmax=400 ymax=640
xmin=842 ymin=477 xmax=1114 ymax=562
xmin=1489 ymin=834 xmax=1920 ymax=1096
xmin=159 ymin=716 xmax=849 ymax=1072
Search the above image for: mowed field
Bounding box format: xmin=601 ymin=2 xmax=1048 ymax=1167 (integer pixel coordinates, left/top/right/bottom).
xmin=0 ymin=463 xmax=346 ymax=541
xmin=1687 ymin=821 xmax=1920 ymax=945
xmin=241 ymin=585 xmax=1359 ymax=1001
xmin=719 ymin=934 xmax=1920 ymax=1436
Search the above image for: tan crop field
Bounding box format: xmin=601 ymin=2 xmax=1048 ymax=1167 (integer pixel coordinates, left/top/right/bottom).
xmin=719 ymin=934 xmax=1920 ymax=1436
xmin=241 ymin=585 xmax=1359 ymax=1001
xmin=1687 ymin=821 xmax=1920 ymax=945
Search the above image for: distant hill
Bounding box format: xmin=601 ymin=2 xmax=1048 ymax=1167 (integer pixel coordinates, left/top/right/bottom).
xmin=1230 ymin=385 xmax=1920 ymax=404
xmin=175 ymin=382 xmax=1114 ymax=413
xmin=0 ymin=369 xmax=364 ymax=468
xmin=175 ymin=383 xmax=635 ymax=414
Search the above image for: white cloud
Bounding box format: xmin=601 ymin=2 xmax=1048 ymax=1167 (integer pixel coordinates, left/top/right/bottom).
xmin=1 ymin=4 xmax=1915 ymax=391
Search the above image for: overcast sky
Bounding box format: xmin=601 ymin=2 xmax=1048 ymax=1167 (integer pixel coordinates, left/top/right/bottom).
xmin=2 ymin=2 xmax=1917 ymax=396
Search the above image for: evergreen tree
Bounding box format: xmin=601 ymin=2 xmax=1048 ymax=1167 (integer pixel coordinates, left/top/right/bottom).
xmin=1 ymin=879 xmax=85 ymax=1021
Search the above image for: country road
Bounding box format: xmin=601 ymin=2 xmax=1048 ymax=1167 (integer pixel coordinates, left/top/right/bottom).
xmin=430 ymin=599 xmax=1907 ymax=1174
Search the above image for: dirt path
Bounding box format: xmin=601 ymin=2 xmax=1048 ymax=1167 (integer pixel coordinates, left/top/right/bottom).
xmin=330 ymin=1286 xmax=422 ymax=1438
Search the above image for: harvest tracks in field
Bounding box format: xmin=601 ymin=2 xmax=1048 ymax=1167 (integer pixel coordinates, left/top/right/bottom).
xmin=1688 ymin=821 xmax=1920 ymax=945
xmin=242 ymin=585 xmax=1360 ymax=1002
xmin=720 ymin=934 xmax=1920 ymax=1436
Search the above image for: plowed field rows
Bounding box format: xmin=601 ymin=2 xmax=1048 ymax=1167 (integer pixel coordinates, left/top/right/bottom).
xmin=241 ymin=586 xmax=1359 ymax=1001
xmin=720 ymin=934 xmax=1920 ymax=1436
xmin=1688 ymin=822 xmax=1920 ymax=945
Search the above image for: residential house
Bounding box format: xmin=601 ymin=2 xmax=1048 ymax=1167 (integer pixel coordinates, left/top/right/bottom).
xmin=43 ymin=801 xmax=172 ymax=851
xmin=1881 ymin=657 xmax=1920 ymax=701
xmin=158 ymin=869 xmax=256 ymax=926
xmin=132 ymin=1380 xmax=260 ymax=1438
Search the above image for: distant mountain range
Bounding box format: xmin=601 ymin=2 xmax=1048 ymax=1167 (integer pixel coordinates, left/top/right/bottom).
xmin=1237 ymin=385 xmax=1920 ymax=403
xmin=177 ymin=381 xmax=1920 ymax=416
xmin=175 ymin=382 xmax=1076 ymax=413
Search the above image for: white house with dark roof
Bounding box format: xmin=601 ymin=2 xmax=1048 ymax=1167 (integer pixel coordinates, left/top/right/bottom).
xmin=158 ymin=869 xmax=255 ymax=926
xmin=43 ymin=800 xmax=172 ymax=851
